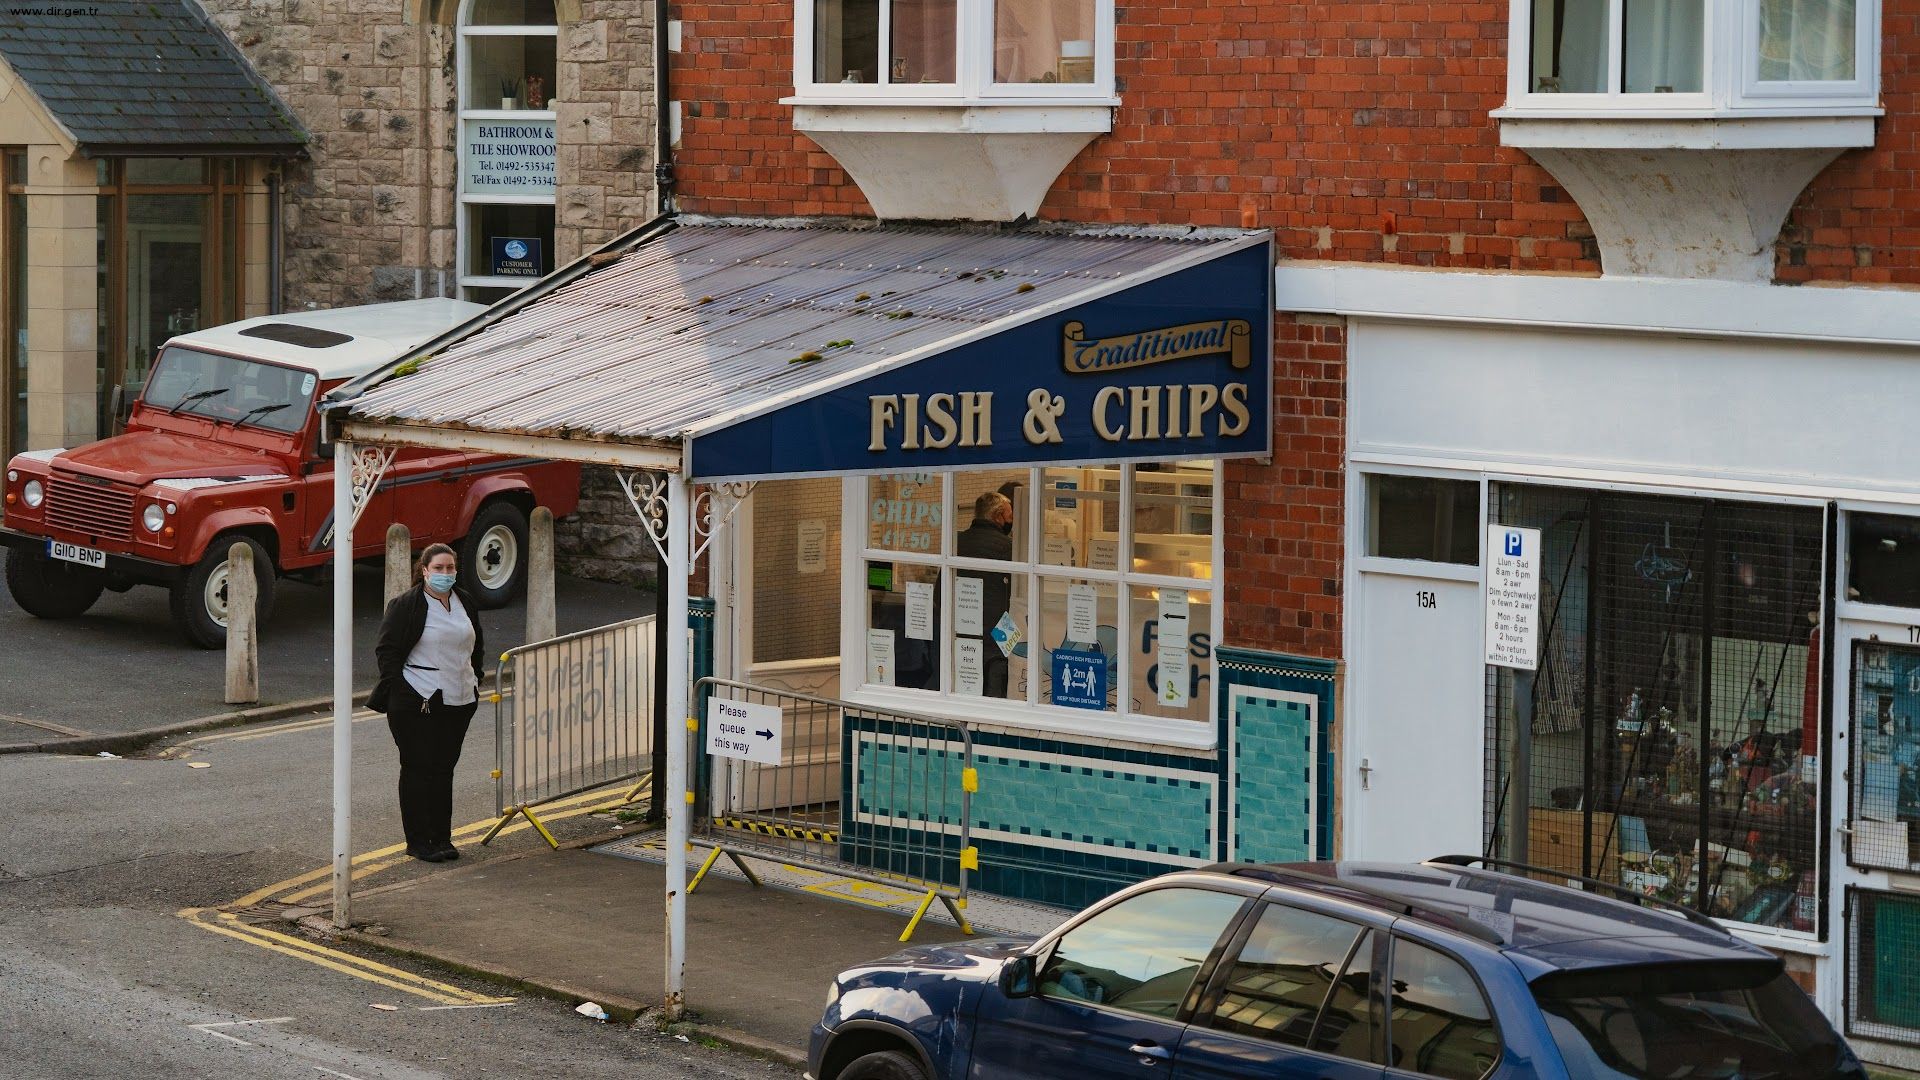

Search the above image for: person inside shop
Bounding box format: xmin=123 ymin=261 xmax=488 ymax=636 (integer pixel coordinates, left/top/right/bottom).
xmin=956 ymin=489 xmax=1015 ymax=698
xmin=370 ymin=543 xmax=486 ymax=862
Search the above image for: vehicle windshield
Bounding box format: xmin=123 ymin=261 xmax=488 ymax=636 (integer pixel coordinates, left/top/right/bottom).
xmin=141 ymin=347 xmax=315 ymax=434
xmin=1534 ymin=962 xmax=1864 ymax=1080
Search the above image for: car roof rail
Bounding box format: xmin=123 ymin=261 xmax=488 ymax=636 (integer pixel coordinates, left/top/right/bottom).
xmin=1423 ymin=855 xmax=1733 ymax=937
xmin=1213 ymin=864 xmax=1506 ymax=946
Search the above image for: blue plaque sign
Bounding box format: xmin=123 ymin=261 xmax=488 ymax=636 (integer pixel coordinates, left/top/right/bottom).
xmin=1051 ymin=648 xmax=1109 ymax=710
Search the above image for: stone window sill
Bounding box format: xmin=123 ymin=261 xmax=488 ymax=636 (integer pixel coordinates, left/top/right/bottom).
xmin=1496 ymin=111 xmax=1878 ymax=151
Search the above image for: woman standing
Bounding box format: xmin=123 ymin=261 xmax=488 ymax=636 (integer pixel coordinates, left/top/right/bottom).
xmin=371 ymin=543 xmax=486 ymax=862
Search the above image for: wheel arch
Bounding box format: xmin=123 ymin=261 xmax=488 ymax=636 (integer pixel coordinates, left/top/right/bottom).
xmin=456 ymin=478 xmax=535 ymax=537
xmin=818 ymin=1021 xmax=939 ymax=1080
xmin=187 ymin=512 xmax=283 ymax=573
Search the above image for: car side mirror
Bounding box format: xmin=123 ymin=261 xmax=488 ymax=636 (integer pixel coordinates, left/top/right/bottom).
xmin=315 ymin=427 xmax=335 ymax=461
xmin=1001 ymin=954 xmax=1037 ymax=999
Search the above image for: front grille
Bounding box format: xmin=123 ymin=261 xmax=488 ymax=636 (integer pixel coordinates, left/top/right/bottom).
xmin=45 ymin=474 xmax=136 ymax=542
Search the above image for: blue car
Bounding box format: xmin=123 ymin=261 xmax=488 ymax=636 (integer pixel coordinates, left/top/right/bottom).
xmin=807 ymin=856 xmax=1865 ymax=1079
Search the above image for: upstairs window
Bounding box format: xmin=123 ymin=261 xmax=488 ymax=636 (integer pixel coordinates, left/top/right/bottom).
xmin=795 ymin=0 xmax=1114 ymax=101
xmin=1510 ymin=0 xmax=1876 ymax=112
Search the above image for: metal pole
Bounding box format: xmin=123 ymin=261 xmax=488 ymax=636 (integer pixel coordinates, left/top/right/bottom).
xmin=664 ymin=475 xmax=690 ymax=1019
xmin=332 ymin=442 xmax=356 ymax=929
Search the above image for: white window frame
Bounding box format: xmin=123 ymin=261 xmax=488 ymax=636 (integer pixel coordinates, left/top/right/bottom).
xmin=1502 ymin=0 xmax=1879 ymax=116
xmin=790 ymin=0 xmax=1117 ymax=106
xmin=455 ymin=0 xmax=559 ymax=301
xmin=841 ymin=462 xmax=1223 ymax=750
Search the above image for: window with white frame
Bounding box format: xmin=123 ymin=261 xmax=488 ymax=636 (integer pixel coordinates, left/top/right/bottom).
xmin=457 ymin=0 xmax=558 ymax=304
xmin=797 ymin=0 xmax=1114 ymax=100
xmin=1510 ymin=0 xmax=1876 ymax=111
xmin=855 ymin=462 xmax=1216 ymax=739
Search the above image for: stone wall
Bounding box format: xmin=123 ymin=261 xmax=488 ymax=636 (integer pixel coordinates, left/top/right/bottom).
xmin=200 ymin=0 xmax=659 ymax=307
xmin=201 ymin=0 xmax=660 ymax=586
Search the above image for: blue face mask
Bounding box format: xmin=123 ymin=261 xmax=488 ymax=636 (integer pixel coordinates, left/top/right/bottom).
xmin=426 ymin=572 xmax=457 ymax=594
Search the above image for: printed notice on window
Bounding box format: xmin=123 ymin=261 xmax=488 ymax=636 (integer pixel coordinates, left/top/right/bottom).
xmin=1484 ymin=525 xmax=1541 ymax=670
xmin=866 ymin=629 xmax=896 ymax=686
xmin=955 ymin=576 xmax=984 ymax=636
xmin=905 ymin=582 xmax=935 ymax=641
xmin=1157 ymin=588 xmax=1190 ymax=652
xmin=796 ymin=520 xmax=828 ymax=575
xmin=1088 ymin=539 xmax=1120 ymax=572
xmin=955 ymin=638 xmax=985 ymax=697
xmin=1157 ymin=644 xmax=1190 ymax=709
xmin=1067 ymin=584 xmax=1098 ymax=644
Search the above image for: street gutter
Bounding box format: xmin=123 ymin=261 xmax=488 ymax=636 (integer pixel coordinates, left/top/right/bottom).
xmin=0 ymin=688 xmax=374 ymax=757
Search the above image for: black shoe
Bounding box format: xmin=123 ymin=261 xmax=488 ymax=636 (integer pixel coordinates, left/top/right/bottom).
xmin=407 ymin=845 xmax=448 ymax=862
xmin=435 ymin=843 xmax=460 ymax=861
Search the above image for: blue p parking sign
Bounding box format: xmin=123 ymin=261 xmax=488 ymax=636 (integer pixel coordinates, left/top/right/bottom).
xmin=1504 ymin=530 xmax=1523 ymax=557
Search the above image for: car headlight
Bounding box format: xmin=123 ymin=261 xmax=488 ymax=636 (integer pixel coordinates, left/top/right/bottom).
xmin=22 ymin=479 xmax=42 ymax=508
xmin=142 ymin=503 xmax=166 ymax=532
xmin=826 ymin=981 xmax=840 ymax=1009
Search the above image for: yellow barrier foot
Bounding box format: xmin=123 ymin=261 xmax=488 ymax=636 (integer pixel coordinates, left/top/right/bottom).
xmin=478 ymin=810 xmax=516 ymax=847
xmin=900 ymin=890 xmax=939 ymax=942
xmin=520 ymin=806 xmax=560 ymax=850
xmin=689 ymin=847 xmax=725 ymax=893
xmin=938 ymin=894 xmax=974 ymax=936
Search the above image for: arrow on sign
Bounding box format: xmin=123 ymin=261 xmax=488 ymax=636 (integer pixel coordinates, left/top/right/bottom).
xmin=756 ymin=729 xmax=774 ymax=740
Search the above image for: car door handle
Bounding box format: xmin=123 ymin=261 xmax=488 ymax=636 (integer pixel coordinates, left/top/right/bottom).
xmin=1128 ymin=1041 xmax=1170 ymax=1065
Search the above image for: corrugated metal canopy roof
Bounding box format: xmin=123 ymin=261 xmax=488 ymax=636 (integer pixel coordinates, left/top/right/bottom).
xmin=340 ymin=218 xmax=1265 ymax=471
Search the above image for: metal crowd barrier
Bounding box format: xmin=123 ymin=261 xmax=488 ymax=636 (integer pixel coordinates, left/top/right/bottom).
xmin=690 ymin=676 xmax=978 ymax=940
xmin=482 ymin=616 xmax=656 ymax=847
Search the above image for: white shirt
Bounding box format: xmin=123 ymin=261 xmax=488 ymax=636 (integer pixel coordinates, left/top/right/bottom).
xmin=403 ymin=590 xmax=479 ymax=706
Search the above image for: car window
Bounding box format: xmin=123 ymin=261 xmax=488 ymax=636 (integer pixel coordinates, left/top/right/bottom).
xmin=1199 ymin=901 xmax=1366 ymax=1048
xmin=1040 ymin=887 xmax=1247 ymax=1019
xmin=1533 ymin=962 xmax=1864 ymax=1080
xmin=1310 ymin=929 xmax=1383 ymax=1063
xmin=1386 ymin=938 xmax=1498 ymax=1079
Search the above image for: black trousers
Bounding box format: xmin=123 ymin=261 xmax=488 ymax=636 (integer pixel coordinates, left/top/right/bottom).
xmin=386 ymin=690 xmax=478 ymax=851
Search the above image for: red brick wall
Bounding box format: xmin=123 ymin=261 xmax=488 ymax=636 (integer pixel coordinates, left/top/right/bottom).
xmin=1223 ymin=315 xmax=1345 ymax=660
xmin=672 ymin=2 xmax=1920 ymax=282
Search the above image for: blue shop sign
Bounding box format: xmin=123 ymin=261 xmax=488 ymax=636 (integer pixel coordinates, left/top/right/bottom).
xmin=491 ymin=236 xmax=543 ymax=278
xmin=685 ymin=242 xmax=1271 ymax=480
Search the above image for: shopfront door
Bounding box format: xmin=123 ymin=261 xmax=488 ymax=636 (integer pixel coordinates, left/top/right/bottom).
xmin=1350 ymin=567 xmax=1485 ymax=862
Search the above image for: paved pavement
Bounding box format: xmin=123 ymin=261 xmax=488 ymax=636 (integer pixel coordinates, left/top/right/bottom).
xmin=0 ymin=706 xmax=782 ymax=1078
xmin=0 ymin=566 xmax=653 ymax=737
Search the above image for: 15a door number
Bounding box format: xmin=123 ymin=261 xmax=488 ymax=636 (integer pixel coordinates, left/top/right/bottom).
xmin=1416 ymin=590 xmax=1437 ymax=609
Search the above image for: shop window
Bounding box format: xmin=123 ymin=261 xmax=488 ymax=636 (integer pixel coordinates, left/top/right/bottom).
xmin=858 ymin=463 xmax=1217 ymax=735
xmin=458 ymin=0 xmax=558 ymax=301
xmin=1848 ymin=512 xmax=1920 ymax=609
xmin=1483 ymin=485 xmax=1825 ymax=933
xmin=95 ymin=158 xmax=249 ymax=439
xmin=1848 ymin=642 xmax=1920 ymax=872
xmin=796 ymin=0 xmax=1112 ymax=99
xmin=1367 ymin=474 xmax=1480 ymax=565
xmin=1510 ymin=0 xmax=1875 ymax=111
xmin=750 ymin=479 xmax=843 ymax=666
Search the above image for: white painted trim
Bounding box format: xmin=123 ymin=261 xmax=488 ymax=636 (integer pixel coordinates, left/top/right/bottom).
xmin=1277 ymin=264 xmax=1920 ymax=349
xmin=1496 ymin=113 xmax=1875 ymax=149
xmin=787 ymin=102 xmax=1114 ymax=132
xmin=1353 ymin=556 xmax=1483 ymax=584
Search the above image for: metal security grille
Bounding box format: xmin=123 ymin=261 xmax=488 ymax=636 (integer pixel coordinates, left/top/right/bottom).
xmin=1485 ymin=485 xmax=1825 ymax=930
xmin=1850 ymin=889 xmax=1920 ymax=1045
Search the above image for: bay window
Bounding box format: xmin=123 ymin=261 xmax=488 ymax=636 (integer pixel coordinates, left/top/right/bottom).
xmin=1508 ymin=0 xmax=1876 ymax=112
xmin=795 ymin=0 xmax=1114 ymax=101
xmin=855 ymin=462 xmax=1217 ymax=744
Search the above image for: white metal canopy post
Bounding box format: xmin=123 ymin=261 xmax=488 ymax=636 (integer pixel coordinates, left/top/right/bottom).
xmin=332 ymin=443 xmax=355 ymax=928
xmin=332 ymin=441 xmax=397 ymax=929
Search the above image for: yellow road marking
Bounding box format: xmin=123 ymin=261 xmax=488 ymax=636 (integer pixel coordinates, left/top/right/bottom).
xmin=233 ymin=782 xmax=651 ymax=908
xmin=165 ymin=710 xmax=382 ymax=755
xmin=178 ymin=909 xmax=507 ymax=1006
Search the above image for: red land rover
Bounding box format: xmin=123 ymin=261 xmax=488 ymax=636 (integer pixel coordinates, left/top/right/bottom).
xmin=0 ymin=299 xmax=582 ymax=647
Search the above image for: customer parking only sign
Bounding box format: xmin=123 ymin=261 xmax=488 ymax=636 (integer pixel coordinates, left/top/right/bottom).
xmin=1484 ymin=525 xmax=1541 ymax=670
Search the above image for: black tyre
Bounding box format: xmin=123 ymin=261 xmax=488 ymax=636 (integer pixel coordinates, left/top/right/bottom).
xmin=4 ymin=546 xmax=105 ymax=619
xmin=839 ymin=1050 xmax=929 ymax=1080
xmin=169 ymin=535 xmax=276 ymax=649
xmin=458 ymin=500 xmax=528 ymax=609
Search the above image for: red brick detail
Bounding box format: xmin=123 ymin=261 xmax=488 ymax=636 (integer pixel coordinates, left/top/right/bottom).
xmin=1223 ymin=315 xmax=1345 ymax=662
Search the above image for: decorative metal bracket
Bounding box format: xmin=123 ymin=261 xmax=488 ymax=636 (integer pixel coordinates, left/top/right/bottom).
xmin=618 ymin=470 xmax=673 ymax=565
xmin=345 ymin=445 xmax=397 ymax=533
xmin=692 ymin=482 xmax=755 ymax=563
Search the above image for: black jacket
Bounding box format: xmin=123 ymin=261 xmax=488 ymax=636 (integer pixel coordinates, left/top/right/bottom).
xmin=954 ymin=517 xmax=1014 ymax=632
xmin=369 ymin=584 xmax=486 ymax=713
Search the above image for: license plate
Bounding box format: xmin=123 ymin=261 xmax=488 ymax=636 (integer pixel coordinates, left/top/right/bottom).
xmin=47 ymin=541 xmax=106 ymax=569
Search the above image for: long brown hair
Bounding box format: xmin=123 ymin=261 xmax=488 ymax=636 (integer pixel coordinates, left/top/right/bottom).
xmin=413 ymin=543 xmax=457 ymax=587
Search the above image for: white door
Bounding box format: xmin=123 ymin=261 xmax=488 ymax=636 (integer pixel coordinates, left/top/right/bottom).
xmin=1349 ymin=568 xmax=1486 ymax=862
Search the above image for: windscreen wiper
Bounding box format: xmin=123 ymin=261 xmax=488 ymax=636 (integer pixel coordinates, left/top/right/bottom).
xmin=167 ymin=387 xmax=230 ymax=417
xmin=232 ymin=402 xmax=290 ymax=428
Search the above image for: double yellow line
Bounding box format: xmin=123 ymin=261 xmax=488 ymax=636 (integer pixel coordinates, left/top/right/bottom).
xmin=181 ymin=779 xmax=652 ymax=1005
